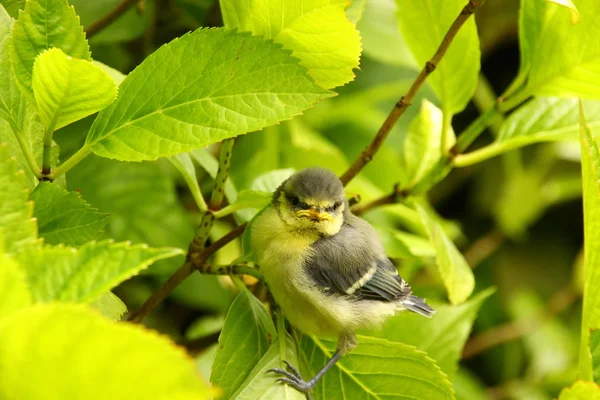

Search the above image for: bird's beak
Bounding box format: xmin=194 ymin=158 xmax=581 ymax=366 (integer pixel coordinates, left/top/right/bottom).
xmin=296 ymin=208 xmax=333 ymax=222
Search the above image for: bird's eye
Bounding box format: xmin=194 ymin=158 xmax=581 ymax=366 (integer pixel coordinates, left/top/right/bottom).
xmin=288 ymin=196 xmax=300 ymax=207
xmin=333 ymin=200 xmax=342 ymax=209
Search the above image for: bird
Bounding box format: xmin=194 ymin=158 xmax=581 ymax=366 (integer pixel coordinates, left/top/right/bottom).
xmin=250 ymin=167 xmax=435 ymax=396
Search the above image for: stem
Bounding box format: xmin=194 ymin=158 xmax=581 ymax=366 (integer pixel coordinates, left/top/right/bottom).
xmin=41 ymin=126 xmax=55 ymax=176
xmin=9 ymin=121 xmax=42 ymax=179
xmin=339 ymin=0 xmax=486 ymax=186
xmin=472 ymin=74 xmax=503 ymax=135
xmin=198 ymin=263 xmax=263 ymax=281
xmin=451 ymin=108 xmax=499 ymax=155
xmin=47 ymin=145 xmax=92 ymax=181
xmin=497 ymin=86 xmax=531 ymax=113
xmin=351 ymin=185 xmax=406 ymax=216
xmin=441 ymin=107 xmax=452 ymax=154
xmin=453 ymin=143 xmax=509 ymax=167
xmin=127 ymin=222 xmax=248 ymax=323
xmin=86 ymin=0 xmax=139 ymax=38
xmin=277 ymin=309 xmax=287 ymax=366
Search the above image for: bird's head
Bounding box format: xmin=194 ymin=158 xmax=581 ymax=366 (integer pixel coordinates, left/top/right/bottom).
xmin=273 ymin=168 xmax=347 ymax=237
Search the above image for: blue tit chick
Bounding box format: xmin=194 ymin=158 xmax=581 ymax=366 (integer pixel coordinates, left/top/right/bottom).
xmin=250 ymin=167 xmax=434 ymax=395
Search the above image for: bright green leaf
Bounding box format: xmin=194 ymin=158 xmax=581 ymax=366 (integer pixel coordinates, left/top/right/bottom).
xmin=91 ymin=291 xmax=127 ymax=321
xmin=211 ymin=290 xmax=276 ymax=399
xmin=368 ymin=288 xmax=493 ymax=379
xmin=30 ymin=181 xmax=109 ymax=246
xmin=251 ymin=168 xmax=295 ymax=193
xmin=215 ymin=190 xmax=272 ymax=219
xmin=0 ymin=144 xmax=38 ymax=252
xmin=67 ymin=155 xmax=194 ymax=274
xmin=396 ymin=0 xmax=480 ymax=114
xmin=301 ymin=335 xmax=455 ymax=399
xmin=0 ymin=304 xmax=211 ymax=399
xmin=15 ymin=239 xmax=183 ymax=304
xmin=399 ymin=99 xmax=454 ymax=188
xmin=346 ymin=0 xmax=367 ymax=24
xmin=418 ymin=204 xmax=474 ymax=304
xmin=356 ymin=0 xmax=417 ymax=67
xmin=10 ymin=0 xmax=90 ymax=101
xmin=168 ymin=153 xmax=207 ymax=212
xmin=32 ymin=48 xmax=117 ymax=132
xmin=92 ymin=60 xmax=126 ymax=86
xmin=230 ymin=336 xmax=304 ymax=400
xmin=578 ymin=102 xmax=600 ymax=379
xmin=0 ymin=0 xmax=25 ymax=18
xmin=0 ymin=250 xmax=31 ymax=320
xmin=558 ymin=381 xmax=600 ymax=400
xmin=221 ymin=0 xmax=361 ymax=89
xmin=376 ymin=227 xmax=436 ymax=259
xmin=591 ymin=330 xmax=600 ymax=384
xmin=548 ymin=0 xmax=580 ymax=24
xmin=516 ymin=0 xmax=600 ymax=98
xmin=85 ymin=28 xmax=331 ymax=161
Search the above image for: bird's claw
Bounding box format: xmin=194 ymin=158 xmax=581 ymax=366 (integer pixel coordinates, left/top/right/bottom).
xmin=267 ymin=361 xmax=314 ymax=395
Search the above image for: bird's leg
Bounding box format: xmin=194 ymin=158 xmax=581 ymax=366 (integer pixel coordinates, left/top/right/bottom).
xmin=268 ymin=333 xmax=357 ymax=395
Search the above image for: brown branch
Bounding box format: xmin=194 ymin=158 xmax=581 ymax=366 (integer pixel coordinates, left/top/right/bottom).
xmin=461 ymin=286 xmax=579 ymax=359
xmin=351 ymin=185 xmax=407 ymax=216
xmin=339 ymin=0 xmax=485 ymax=186
xmin=86 ymin=0 xmax=139 ymax=38
xmin=463 ymin=229 xmax=504 ymax=269
xmin=127 ymin=222 xmax=247 ymax=323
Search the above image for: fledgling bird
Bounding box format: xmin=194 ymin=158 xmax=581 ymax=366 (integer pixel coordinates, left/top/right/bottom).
xmin=250 ymin=167 xmax=435 ymax=395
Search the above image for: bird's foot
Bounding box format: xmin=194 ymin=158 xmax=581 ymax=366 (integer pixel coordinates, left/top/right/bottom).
xmin=267 ymin=360 xmax=315 ymax=396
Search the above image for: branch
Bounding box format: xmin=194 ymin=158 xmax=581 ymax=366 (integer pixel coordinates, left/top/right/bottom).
xmin=86 ymin=0 xmax=139 ymax=39
xmin=351 ymin=185 xmax=407 ymax=216
xmin=461 ymin=286 xmax=578 ymax=359
xmin=339 ymin=0 xmax=485 ymax=186
xmin=127 ymin=222 xmax=247 ymax=323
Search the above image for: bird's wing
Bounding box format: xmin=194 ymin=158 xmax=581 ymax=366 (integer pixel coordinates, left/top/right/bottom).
xmin=304 ymin=219 xmax=411 ymax=302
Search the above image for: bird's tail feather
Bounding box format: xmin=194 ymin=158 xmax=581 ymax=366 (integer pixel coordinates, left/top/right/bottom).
xmin=403 ymin=295 xmax=435 ymax=318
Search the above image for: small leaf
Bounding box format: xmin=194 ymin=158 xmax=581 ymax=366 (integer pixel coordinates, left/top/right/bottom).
xmin=221 ymin=0 xmax=361 ymax=89
xmin=168 ymin=153 xmax=206 ymax=211
xmin=30 ymin=181 xmax=110 ymax=246
xmin=90 ymin=291 xmax=127 ymax=321
xmin=0 ymin=144 xmax=38 ymax=252
xmin=399 ymin=99 xmax=453 ymax=188
xmin=591 ymin=330 xmax=600 ymax=384
xmin=32 ymin=48 xmax=117 ymax=131
xmin=15 ymin=240 xmax=183 ymax=304
xmin=211 ymin=290 xmax=276 ymax=399
xmin=251 ymin=169 xmax=295 ymax=193
xmin=548 ymin=0 xmax=580 ymax=24
xmin=0 ymin=304 xmax=211 ymax=399
xmin=558 ymin=381 xmax=600 ymax=400
xmin=230 ymin=336 xmax=303 ymax=400
xmin=578 ymin=101 xmax=600 ymax=379
xmin=418 ymin=204 xmax=474 ymax=304
xmin=10 ymin=0 xmax=91 ymax=101
xmin=301 ymin=335 xmax=455 ymax=399
xmin=85 ymin=28 xmax=331 ymax=161
xmin=368 ymin=288 xmax=494 ymax=379
xmin=376 ymin=227 xmax=436 ymax=259
xmin=346 ymin=0 xmax=367 ymax=24
xmin=0 ymin=249 xmax=31 ymax=320
xmin=516 ymin=0 xmax=600 ymax=98
xmin=396 ymin=0 xmax=480 ymax=114
xmin=215 ymin=190 xmax=272 ymax=219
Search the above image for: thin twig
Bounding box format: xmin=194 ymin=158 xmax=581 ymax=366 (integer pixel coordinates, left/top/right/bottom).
xmin=351 ymin=185 xmax=406 ymax=216
xmin=86 ymin=0 xmax=139 ymax=38
xmin=461 ymin=286 xmax=579 ymax=359
xmin=198 ymin=263 xmax=263 ymax=281
xmin=463 ymin=229 xmax=504 ymax=268
xmin=127 ymin=222 xmax=247 ymax=323
xmin=339 ymin=0 xmax=485 ymax=186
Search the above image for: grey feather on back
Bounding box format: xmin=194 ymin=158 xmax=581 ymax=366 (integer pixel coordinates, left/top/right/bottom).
xmin=304 ymin=214 xmax=411 ymax=302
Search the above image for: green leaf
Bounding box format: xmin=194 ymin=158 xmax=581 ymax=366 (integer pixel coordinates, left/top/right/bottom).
xmin=85 ymin=28 xmax=331 ymax=161
xmin=591 ymin=330 xmax=600 ymax=384
xmin=346 ymin=0 xmax=367 ymax=24
xmin=230 ymin=336 xmax=304 ymax=400
xmin=91 ymin=291 xmax=127 ymax=321
xmin=0 ymin=0 xmax=25 ymax=18
xmin=30 ymin=181 xmax=109 ymax=246
xmin=399 ymin=99 xmax=454 ymax=188
xmin=0 ymin=7 xmax=22 ymax=125
xmin=368 ymin=288 xmax=493 ymax=379
xmin=92 ymin=60 xmax=126 ymax=86
xmin=0 ymin=144 xmax=38 ymax=252
xmin=211 ymin=290 xmax=276 ymax=399
xmin=67 ymin=155 xmax=194 ymax=274
xmin=417 ymin=204 xmax=474 ymax=304
xmin=356 ymin=0 xmax=417 ymax=67
xmin=0 ymin=250 xmax=31 ymax=320
xmin=558 ymin=381 xmax=600 ymax=400
xmin=396 ymin=0 xmax=480 ymax=114
xmin=516 ymin=0 xmax=600 ymax=99
xmin=376 ymin=227 xmax=436 ymax=259
xmin=251 ymin=168 xmax=295 ymax=193
xmin=221 ymin=0 xmax=361 ymax=89
xmin=548 ymin=0 xmax=580 ymax=24
xmin=215 ymin=190 xmax=272 ymax=219
xmin=0 ymin=304 xmax=211 ymax=399
xmin=578 ymin=102 xmax=600 ymax=379
xmin=15 ymin=239 xmax=183 ymax=303
xmin=10 ymin=0 xmax=91 ymax=101
xmin=300 ymin=335 xmax=455 ymax=399
xmin=32 ymin=48 xmax=117 ymax=132
xmin=167 ymin=153 xmax=206 ymax=211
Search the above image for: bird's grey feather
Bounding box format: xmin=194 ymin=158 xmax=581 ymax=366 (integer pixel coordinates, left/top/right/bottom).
xmin=304 ymin=214 xmax=412 ymax=303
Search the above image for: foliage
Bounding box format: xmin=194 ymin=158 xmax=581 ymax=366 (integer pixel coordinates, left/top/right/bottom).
xmin=0 ymin=0 xmax=599 ymax=398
